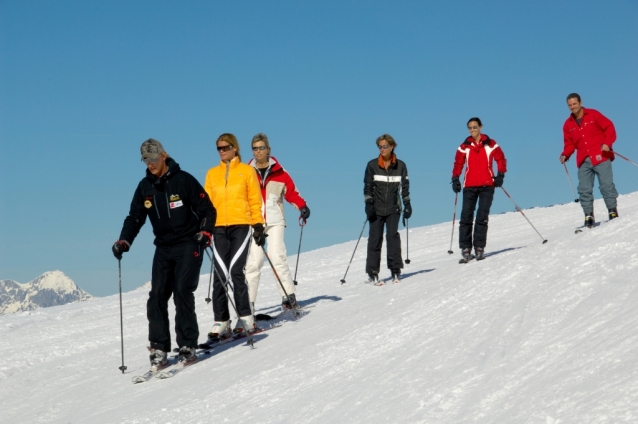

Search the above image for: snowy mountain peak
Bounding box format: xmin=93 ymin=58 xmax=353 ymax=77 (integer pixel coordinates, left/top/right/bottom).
xmin=0 ymin=271 xmax=92 ymax=315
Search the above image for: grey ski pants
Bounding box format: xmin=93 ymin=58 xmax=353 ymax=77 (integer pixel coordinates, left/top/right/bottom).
xmin=577 ymin=157 xmax=618 ymax=214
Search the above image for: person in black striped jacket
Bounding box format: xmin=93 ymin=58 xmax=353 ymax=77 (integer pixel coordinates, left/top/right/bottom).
xmin=363 ymin=134 xmax=411 ymax=285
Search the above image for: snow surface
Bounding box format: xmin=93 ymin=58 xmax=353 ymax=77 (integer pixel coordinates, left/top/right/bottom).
xmin=1 ymin=193 xmax=638 ymax=423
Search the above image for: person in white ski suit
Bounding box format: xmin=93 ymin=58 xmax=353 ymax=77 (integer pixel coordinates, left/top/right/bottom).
xmin=245 ymin=133 xmax=310 ymax=311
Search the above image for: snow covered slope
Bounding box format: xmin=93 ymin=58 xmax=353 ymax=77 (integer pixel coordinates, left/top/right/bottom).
xmin=0 ymin=270 xmax=92 ymax=315
xmin=1 ymin=193 xmax=637 ymax=423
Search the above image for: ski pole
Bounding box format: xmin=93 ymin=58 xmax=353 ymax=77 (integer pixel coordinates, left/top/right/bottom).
xmin=262 ymin=245 xmax=299 ymax=320
xmin=206 ymin=248 xmax=254 ymax=347
xmin=563 ymin=163 xmax=579 ymax=202
xmin=340 ymin=219 xmax=367 ymax=285
xmin=117 ymin=259 xmax=127 ymax=374
xmin=447 ymin=192 xmax=458 ymax=254
xmin=205 ymin=246 xmax=214 ymax=303
xmin=614 ymin=151 xmax=638 ymax=168
xmin=404 ymin=218 xmax=411 ymax=264
xmin=292 ymin=217 xmax=306 ymax=286
xmin=500 ymin=187 xmax=548 ymax=244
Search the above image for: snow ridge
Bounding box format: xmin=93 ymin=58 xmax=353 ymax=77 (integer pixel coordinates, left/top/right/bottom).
xmin=0 ymin=270 xmax=92 ymax=315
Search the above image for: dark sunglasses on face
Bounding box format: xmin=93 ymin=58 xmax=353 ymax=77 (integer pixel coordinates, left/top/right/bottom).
xmin=252 ymin=146 xmax=268 ymax=151
xmin=217 ymin=145 xmax=233 ymax=152
xmin=143 ymin=156 xmax=160 ymax=165
xmin=378 ymin=144 xmax=390 ymax=150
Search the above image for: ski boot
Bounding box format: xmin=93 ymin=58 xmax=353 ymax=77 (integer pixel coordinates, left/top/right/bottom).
xmin=234 ymin=315 xmax=256 ymax=335
xmin=475 ymin=247 xmax=485 ymax=261
xmin=584 ymin=213 xmax=595 ymax=229
xmin=391 ymin=269 xmax=401 ymax=284
xmin=366 ymin=272 xmax=382 ymax=286
xmin=282 ymin=293 xmax=300 ymax=310
xmin=459 ymin=248 xmax=472 ymax=264
xmin=608 ymin=208 xmax=618 ymax=220
xmin=149 ymin=348 xmax=168 ymax=370
xmin=177 ymin=346 xmax=197 ymax=365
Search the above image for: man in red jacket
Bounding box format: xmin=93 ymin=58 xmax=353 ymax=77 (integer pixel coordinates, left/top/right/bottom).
xmin=560 ymin=93 xmax=619 ymax=228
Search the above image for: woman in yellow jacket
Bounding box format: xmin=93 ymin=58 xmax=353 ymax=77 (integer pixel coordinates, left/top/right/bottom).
xmin=204 ymin=133 xmax=265 ymax=341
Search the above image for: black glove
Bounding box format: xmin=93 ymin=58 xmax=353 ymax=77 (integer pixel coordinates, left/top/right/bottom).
xmin=252 ymin=223 xmax=266 ymax=247
xmin=365 ymin=200 xmax=376 ymax=221
xmin=493 ymin=172 xmax=505 ymax=188
xmin=112 ymin=240 xmax=130 ymax=260
xmin=299 ymin=206 xmax=311 ymax=220
xmin=451 ymin=177 xmax=462 ymax=193
xmin=194 ymin=231 xmax=212 ymax=247
xmin=403 ymin=202 xmax=412 ymax=220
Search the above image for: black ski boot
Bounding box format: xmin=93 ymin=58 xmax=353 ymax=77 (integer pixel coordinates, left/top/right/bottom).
xmin=391 ymin=269 xmax=401 ymax=284
xmin=459 ymin=248 xmax=472 ymax=264
xmin=608 ymin=208 xmax=618 ymax=220
xmin=282 ymin=293 xmax=299 ymax=310
xmin=475 ymin=247 xmax=485 ymax=261
xmin=584 ymin=213 xmax=595 ymax=229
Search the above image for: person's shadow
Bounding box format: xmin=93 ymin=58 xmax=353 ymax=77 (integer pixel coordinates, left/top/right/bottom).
xmin=484 ymin=246 xmax=523 ymax=258
xmin=400 ymin=268 xmax=435 ymax=279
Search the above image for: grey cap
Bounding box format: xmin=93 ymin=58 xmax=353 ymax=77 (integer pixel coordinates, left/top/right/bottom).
xmin=140 ymin=138 xmax=165 ymax=161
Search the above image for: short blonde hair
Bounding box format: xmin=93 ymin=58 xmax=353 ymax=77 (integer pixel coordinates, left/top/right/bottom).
xmin=376 ymin=134 xmax=397 ymax=150
xmin=251 ymin=133 xmax=271 ymax=152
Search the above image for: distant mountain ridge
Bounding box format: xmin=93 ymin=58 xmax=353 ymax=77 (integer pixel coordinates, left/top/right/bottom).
xmin=0 ymin=271 xmax=92 ymax=315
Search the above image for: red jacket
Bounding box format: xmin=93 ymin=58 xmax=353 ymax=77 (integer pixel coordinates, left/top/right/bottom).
xmin=452 ymin=134 xmax=507 ymax=188
xmin=248 ymin=156 xmax=306 ymax=226
xmin=562 ymin=107 xmax=616 ymax=168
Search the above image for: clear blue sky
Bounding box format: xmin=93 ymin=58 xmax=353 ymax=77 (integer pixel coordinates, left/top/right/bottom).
xmin=2 ymin=1 xmax=637 ymax=296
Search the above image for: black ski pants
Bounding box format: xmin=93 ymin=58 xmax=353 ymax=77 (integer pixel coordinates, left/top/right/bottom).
xmin=366 ymin=213 xmax=403 ymax=275
xmin=211 ymin=225 xmax=252 ymax=321
xmin=148 ymin=242 xmax=203 ymax=352
xmin=459 ymin=186 xmax=494 ymax=249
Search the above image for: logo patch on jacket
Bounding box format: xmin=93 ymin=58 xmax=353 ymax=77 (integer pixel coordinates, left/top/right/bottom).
xmin=144 ymin=200 xmax=152 ymax=209
xmin=169 ymin=194 xmax=181 ymax=201
xmin=170 ymin=200 xmax=183 ymax=209
xmin=596 ymin=155 xmax=602 ymax=161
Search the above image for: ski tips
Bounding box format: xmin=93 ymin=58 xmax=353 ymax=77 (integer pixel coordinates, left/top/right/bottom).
xmin=340 ymin=279 xmax=346 ymax=285
xmin=447 ymin=250 xmax=454 ymax=255
xmin=542 ymin=239 xmax=548 ymax=244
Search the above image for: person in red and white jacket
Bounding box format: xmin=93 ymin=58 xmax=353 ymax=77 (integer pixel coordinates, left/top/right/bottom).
xmin=559 ymin=93 xmax=618 ymax=228
xmin=245 ymin=133 xmax=310 ymax=313
xmin=451 ymin=117 xmax=507 ymax=262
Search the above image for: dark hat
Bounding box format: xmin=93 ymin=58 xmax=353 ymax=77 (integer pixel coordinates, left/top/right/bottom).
xmin=140 ymin=138 xmax=165 ymax=161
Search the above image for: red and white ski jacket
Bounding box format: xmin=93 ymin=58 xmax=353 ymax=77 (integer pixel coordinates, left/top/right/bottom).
xmin=248 ymin=156 xmax=307 ymax=227
xmin=562 ymin=107 xmax=616 ymax=168
xmin=452 ymin=134 xmax=507 ymax=188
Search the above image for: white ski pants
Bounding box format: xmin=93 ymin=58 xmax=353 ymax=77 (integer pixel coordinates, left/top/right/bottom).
xmin=245 ymin=224 xmax=296 ymax=303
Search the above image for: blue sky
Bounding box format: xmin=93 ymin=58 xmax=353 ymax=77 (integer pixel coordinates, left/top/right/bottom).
xmin=2 ymin=1 xmax=637 ymax=296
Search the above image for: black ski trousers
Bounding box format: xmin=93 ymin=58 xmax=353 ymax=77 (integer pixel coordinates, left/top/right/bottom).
xmin=459 ymin=186 xmax=494 ymax=249
xmin=211 ymin=225 xmax=252 ymax=321
xmin=366 ymin=213 xmax=403 ymax=275
xmin=148 ymin=242 xmax=203 ymax=352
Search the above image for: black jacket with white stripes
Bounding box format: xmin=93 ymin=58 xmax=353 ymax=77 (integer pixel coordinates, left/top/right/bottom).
xmin=363 ymin=154 xmax=410 ymax=217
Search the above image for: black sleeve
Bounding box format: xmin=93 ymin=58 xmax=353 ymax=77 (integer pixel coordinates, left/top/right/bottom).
xmin=401 ymin=161 xmax=410 ymax=204
xmin=186 ymin=173 xmax=216 ymax=233
xmin=363 ymin=162 xmax=374 ymax=203
xmin=118 ymin=182 xmax=148 ymax=246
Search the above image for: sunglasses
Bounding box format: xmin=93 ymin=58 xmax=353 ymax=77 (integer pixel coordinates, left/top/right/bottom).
xmin=378 ymin=144 xmax=391 ymax=150
xmin=252 ymin=146 xmax=268 ymax=151
xmin=217 ymin=145 xmax=233 ymax=152
xmin=142 ymin=156 xmax=161 ymax=165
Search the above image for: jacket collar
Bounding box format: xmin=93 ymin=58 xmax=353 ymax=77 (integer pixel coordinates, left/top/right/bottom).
xmin=378 ymin=153 xmax=397 ymax=168
xmin=248 ymin=155 xmax=282 ymax=172
xmin=464 ymin=134 xmax=490 ymax=146
xmin=219 ymin=156 xmax=241 ymax=170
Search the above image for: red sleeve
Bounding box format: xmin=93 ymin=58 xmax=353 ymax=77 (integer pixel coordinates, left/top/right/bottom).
xmin=594 ymin=110 xmax=617 ymax=147
xmin=494 ymin=145 xmax=507 ymax=174
xmin=562 ymin=121 xmax=576 ymax=159
xmin=281 ymin=169 xmax=306 ymax=210
xmin=452 ymin=147 xmax=466 ymax=178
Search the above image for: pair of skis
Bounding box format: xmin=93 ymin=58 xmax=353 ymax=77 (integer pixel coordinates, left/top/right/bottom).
xmin=131 ymin=325 xmax=278 ymax=383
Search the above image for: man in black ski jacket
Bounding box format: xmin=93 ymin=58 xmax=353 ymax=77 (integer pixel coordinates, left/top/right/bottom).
xmin=363 ymin=134 xmax=411 ymax=285
xmin=112 ymin=138 xmax=216 ymax=369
